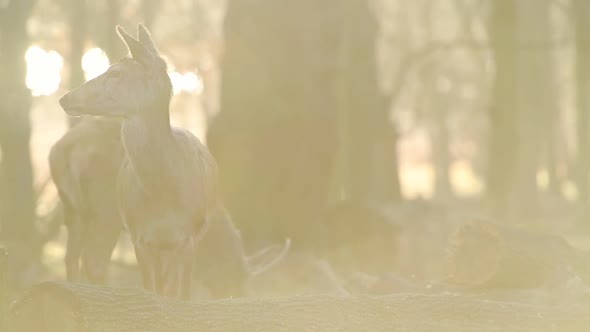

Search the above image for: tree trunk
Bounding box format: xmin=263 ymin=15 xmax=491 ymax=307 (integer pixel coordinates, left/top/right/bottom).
xmin=89 ymin=0 xmax=123 ymax=63
xmin=0 ymin=0 xmax=40 ymax=286
xmin=339 ymin=0 xmax=399 ymax=203
xmin=420 ymin=60 xmax=452 ymax=199
xmin=209 ymin=0 xmax=398 ymax=247
xmin=66 ymin=0 xmax=87 ymax=127
xmin=0 ymin=249 xmax=7 ymax=332
xmin=208 ymin=0 xmax=340 ymax=247
xmin=68 ymin=0 xmax=87 ymax=89
xmin=487 ymin=0 xmax=518 ymax=219
xmin=512 ymin=0 xmax=556 ymax=217
xmin=575 ymin=1 xmax=590 ymax=205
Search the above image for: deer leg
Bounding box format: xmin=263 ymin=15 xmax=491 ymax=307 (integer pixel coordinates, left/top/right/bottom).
xmin=134 ymin=244 xmax=158 ymax=293
xmin=159 ymin=251 xmax=182 ymax=299
xmin=179 ymin=249 xmax=194 ymax=300
xmin=176 ymin=242 xmax=195 ymax=300
xmin=159 ymin=241 xmax=194 ymax=300
xmin=64 ymin=209 xmax=86 ymax=282
xmin=82 ymin=221 xmax=121 ymax=284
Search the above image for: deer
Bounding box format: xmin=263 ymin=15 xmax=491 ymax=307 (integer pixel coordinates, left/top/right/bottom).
xmin=57 ymin=24 xmax=290 ymax=300
xmin=49 ymin=117 xmax=124 ymax=284
xmin=51 ymin=119 xmax=290 ymax=295
xmin=58 ymin=24 xmax=221 ymax=299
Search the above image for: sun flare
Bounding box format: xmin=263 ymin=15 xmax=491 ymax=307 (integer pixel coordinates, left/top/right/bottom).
xmin=82 ymin=48 xmax=110 ymax=81
xmin=25 ymin=46 xmax=63 ymax=96
xmin=169 ymin=70 xmax=204 ymax=95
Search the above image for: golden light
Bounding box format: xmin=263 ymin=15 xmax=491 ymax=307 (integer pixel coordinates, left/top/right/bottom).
xmin=82 ymin=48 xmax=110 ymax=81
xmin=25 ymin=46 xmax=63 ymax=96
xmin=169 ymin=70 xmax=204 ymax=95
xmin=181 ymin=72 xmax=204 ymax=95
xmin=450 ymin=159 xmax=484 ymax=196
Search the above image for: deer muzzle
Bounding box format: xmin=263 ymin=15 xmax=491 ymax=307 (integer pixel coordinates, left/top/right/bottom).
xmin=59 ymin=92 xmax=87 ymax=116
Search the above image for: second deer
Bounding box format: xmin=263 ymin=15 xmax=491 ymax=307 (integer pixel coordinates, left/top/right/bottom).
xmin=49 ymin=118 xmax=123 ymax=283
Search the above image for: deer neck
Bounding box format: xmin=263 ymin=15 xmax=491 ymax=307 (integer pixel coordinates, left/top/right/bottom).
xmin=120 ymin=107 xmax=175 ymax=192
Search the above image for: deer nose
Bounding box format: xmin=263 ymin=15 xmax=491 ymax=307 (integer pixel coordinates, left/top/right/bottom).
xmin=59 ymin=93 xmax=70 ymax=108
xmin=59 ymin=92 xmax=84 ymax=115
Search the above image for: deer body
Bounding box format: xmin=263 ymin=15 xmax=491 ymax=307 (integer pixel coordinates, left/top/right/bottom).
xmin=49 ymin=118 xmax=123 ymax=283
xmin=117 ymin=116 xmax=219 ymax=298
xmin=59 ymin=25 xmax=218 ymax=299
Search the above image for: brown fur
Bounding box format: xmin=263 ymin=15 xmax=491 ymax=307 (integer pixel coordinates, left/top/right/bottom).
xmin=49 ymin=118 xmax=123 ymax=283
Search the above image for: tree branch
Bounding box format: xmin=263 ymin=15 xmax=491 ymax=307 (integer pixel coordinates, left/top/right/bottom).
xmin=388 ymin=39 xmax=487 ymax=110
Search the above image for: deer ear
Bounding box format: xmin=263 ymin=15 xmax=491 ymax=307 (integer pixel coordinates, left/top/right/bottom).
xmin=137 ymin=24 xmax=159 ymax=55
xmin=117 ymin=25 xmax=154 ymax=66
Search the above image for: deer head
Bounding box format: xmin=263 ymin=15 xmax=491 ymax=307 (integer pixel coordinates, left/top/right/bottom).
xmin=59 ymin=25 xmax=172 ymax=119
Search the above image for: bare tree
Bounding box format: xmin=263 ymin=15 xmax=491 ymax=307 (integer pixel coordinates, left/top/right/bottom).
xmin=64 ymin=0 xmax=87 ymax=127
xmin=67 ymin=0 xmax=87 ymax=89
xmin=89 ymin=0 xmax=123 ymax=62
xmin=487 ymin=0 xmax=518 ymax=218
xmin=339 ymin=0 xmax=399 ymax=203
xmin=208 ymin=0 xmax=341 ymax=246
xmin=0 ymin=0 xmax=40 ymax=286
xmin=574 ymin=0 xmax=590 ymax=205
xmin=511 ymin=0 xmax=557 ymax=217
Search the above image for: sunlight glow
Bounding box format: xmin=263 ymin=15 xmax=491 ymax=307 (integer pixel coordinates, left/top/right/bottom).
xmin=82 ymin=48 xmax=110 ymax=81
xmin=450 ymin=159 xmax=483 ymax=196
xmin=25 ymin=46 xmax=63 ymax=96
xmin=169 ymin=70 xmax=204 ymax=95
